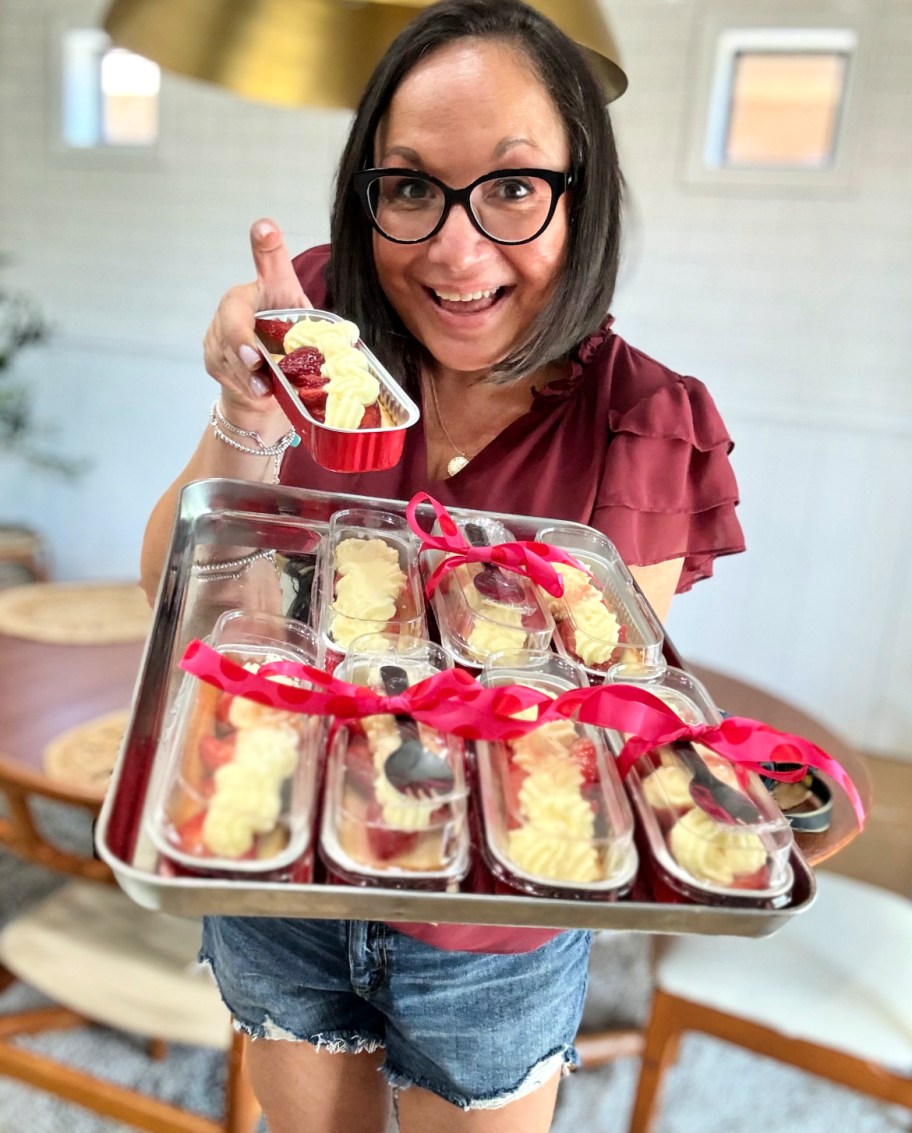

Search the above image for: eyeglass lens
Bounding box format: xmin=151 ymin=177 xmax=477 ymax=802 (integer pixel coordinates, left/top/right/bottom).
xmin=367 ymin=172 xmax=558 ymax=243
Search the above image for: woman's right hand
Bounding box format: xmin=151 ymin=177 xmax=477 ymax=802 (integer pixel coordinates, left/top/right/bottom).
xmin=203 ymin=218 xmax=311 ymax=421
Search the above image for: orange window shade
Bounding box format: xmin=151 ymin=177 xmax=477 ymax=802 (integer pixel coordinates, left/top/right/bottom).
xmin=725 ymin=52 xmax=847 ymax=167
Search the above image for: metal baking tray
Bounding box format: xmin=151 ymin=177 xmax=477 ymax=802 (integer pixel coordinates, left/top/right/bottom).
xmin=96 ymin=479 xmax=816 ymax=936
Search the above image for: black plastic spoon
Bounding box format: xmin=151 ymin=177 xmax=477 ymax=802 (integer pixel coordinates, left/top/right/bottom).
xmin=380 ymin=664 xmax=455 ymax=798
xmin=464 ymin=522 xmax=528 ymax=606
xmin=672 ymin=741 xmax=764 ymax=825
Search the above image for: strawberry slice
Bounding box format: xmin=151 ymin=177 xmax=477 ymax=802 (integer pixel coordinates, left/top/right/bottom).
xmin=173 ymin=811 xmax=208 ymax=855
xmin=215 ymin=692 xmax=234 ymax=726
xmin=345 ymin=731 xmax=376 ymax=795
xmin=568 ymin=736 xmax=599 ymax=785
xmin=279 ymin=346 xmax=326 ymax=387
xmin=254 ymin=317 xmax=293 ymax=353
xmin=365 ymin=801 xmax=419 ymax=861
xmin=359 ymin=403 xmax=381 ymax=429
xmin=199 ymin=733 xmax=236 ymax=773
xmin=504 ymin=757 xmax=527 ymax=830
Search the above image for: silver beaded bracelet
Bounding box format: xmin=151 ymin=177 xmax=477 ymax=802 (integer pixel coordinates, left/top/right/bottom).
xmin=192 ymin=547 xmax=278 ymax=582
xmin=209 ymin=400 xmax=299 ymax=482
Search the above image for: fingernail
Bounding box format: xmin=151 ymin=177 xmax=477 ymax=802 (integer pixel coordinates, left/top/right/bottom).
xmin=249 ymin=375 xmax=270 ymax=397
xmin=239 ymin=344 xmax=260 ymax=368
xmin=253 ymin=220 xmax=274 ymax=240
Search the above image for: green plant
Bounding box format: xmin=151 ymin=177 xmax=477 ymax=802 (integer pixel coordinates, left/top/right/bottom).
xmin=0 ymin=267 xmax=89 ymax=477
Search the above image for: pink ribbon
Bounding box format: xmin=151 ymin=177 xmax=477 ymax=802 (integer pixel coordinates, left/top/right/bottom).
xmin=179 ymin=639 xmax=556 ymax=741
xmin=405 ymin=491 xmax=588 ymax=598
xmin=548 ymin=683 xmax=866 ymax=825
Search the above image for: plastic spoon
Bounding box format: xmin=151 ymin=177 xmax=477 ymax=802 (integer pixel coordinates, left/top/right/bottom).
xmin=464 ymin=522 xmax=528 ymax=606
xmin=672 ymin=741 xmax=764 ymax=825
xmin=380 ymin=664 xmax=455 ymax=798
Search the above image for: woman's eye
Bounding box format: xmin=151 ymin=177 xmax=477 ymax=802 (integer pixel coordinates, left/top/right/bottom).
xmin=488 ymin=178 xmax=536 ymax=203
xmin=391 ymin=178 xmax=432 ymax=203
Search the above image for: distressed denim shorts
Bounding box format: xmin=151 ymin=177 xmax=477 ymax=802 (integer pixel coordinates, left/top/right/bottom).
xmin=200 ymin=917 xmax=592 ymax=1110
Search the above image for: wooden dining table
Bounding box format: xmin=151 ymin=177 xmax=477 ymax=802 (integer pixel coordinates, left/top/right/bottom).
xmin=0 ymin=631 xmax=145 ymax=879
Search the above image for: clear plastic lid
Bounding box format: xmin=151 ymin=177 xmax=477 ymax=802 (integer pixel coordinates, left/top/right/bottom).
xmin=602 ymin=664 xmax=795 ymax=905
xmin=147 ymin=609 xmax=325 ymax=876
xmin=425 ymin=514 xmax=554 ymax=669
xmin=318 ymin=634 xmax=470 ymax=889
xmin=316 ymin=508 xmax=426 ymax=665
xmin=473 ymin=657 xmax=637 ymax=898
xmin=535 ymin=524 xmax=665 ymax=681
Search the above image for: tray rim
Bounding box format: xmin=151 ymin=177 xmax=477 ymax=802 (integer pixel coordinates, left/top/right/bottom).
xmin=95 ymin=478 xmax=817 ymax=937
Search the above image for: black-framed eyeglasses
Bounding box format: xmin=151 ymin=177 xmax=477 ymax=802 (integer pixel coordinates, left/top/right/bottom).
xmin=352 ymin=167 xmax=574 ymax=246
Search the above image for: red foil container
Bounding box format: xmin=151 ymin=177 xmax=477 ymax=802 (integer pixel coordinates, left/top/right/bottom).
xmin=255 ymin=308 xmax=420 ymax=474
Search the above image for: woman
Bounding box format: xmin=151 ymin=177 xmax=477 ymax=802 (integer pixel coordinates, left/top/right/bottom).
xmin=142 ymin=2 xmax=744 ymax=1130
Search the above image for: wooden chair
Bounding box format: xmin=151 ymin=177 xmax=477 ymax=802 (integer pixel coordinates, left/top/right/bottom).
xmin=628 ymin=871 xmax=912 ymax=1132
xmin=0 ymin=766 xmax=260 ymax=1133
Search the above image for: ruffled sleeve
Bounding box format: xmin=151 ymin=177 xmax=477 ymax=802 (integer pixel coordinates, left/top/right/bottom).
xmin=590 ymin=341 xmax=746 ymax=593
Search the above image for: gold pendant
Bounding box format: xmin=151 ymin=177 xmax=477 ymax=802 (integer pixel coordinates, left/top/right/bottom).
xmin=447 ymin=453 xmax=470 ymax=477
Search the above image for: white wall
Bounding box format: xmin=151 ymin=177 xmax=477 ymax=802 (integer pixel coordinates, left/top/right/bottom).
xmin=1 ymin=0 xmax=910 ymax=758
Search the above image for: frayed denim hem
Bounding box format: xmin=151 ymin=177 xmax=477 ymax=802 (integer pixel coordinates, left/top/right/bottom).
xmin=232 ymin=1016 xmax=385 ymax=1054
xmin=380 ymin=1044 xmax=573 ymax=1110
xmin=198 ymin=949 xmax=384 ymax=1054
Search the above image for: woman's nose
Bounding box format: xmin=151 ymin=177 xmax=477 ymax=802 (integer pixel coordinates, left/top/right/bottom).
xmin=425 ymin=201 xmax=492 ymax=269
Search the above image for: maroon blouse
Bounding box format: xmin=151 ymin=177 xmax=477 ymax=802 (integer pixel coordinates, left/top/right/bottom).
xmin=280 ymin=246 xmax=746 ymax=953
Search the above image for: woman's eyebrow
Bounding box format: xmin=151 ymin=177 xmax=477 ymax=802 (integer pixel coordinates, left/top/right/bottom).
xmin=493 ymin=135 xmax=541 ymax=159
xmin=378 ymin=145 xmax=422 ymax=165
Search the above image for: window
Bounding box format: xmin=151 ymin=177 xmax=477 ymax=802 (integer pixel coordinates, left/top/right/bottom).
xmin=704 ymin=29 xmax=855 ymax=171
xmin=62 ymin=28 xmax=160 ymax=149
xmin=681 ymin=20 xmax=862 ymax=191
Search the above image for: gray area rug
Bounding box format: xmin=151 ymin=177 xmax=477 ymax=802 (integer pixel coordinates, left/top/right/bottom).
xmin=1 ymin=803 xmax=908 ymax=1132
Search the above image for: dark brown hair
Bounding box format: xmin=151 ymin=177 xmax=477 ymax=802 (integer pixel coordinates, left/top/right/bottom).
xmin=328 ymin=0 xmax=622 ymax=388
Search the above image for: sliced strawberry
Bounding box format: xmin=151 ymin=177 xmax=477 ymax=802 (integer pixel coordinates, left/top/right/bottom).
xmin=358 ymin=403 xmax=381 ymax=429
xmin=365 ymin=801 xmax=419 ymax=861
xmin=568 ymin=736 xmax=599 ymax=785
xmin=504 ymin=757 xmax=527 ymax=830
xmin=296 ymin=384 xmax=328 ymax=408
xmin=279 ymin=346 xmax=326 ymax=387
xmin=199 ymin=733 xmax=236 ymax=773
xmin=254 ymin=317 xmax=293 ymax=354
xmin=173 ymin=811 xmax=208 ymax=855
xmin=308 ymin=401 xmax=327 ymax=423
xmin=215 ymin=692 xmax=234 ymax=726
xmin=345 ymin=732 xmax=376 ymax=795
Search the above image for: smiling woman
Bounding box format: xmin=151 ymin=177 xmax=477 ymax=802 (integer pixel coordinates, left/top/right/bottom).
xmin=139 ymin=2 xmax=745 ymax=1130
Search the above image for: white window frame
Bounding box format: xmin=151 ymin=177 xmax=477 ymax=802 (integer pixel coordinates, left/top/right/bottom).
xmin=679 ymin=5 xmax=868 ymax=193
xmin=704 ymin=28 xmax=856 ymax=170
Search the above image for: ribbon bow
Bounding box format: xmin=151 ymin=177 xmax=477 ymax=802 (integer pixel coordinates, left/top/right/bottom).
xmin=179 ymin=640 xmax=556 ymax=741
xmin=405 ymin=491 xmax=588 ymax=598
xmin=548 ymin=683 xmax=866 ymax=825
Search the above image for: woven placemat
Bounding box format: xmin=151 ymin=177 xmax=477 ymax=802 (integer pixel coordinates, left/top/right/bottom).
xmin=42 ymin=708 xmax=131 ymax=795
xmin=0 ymin=582 xmax=151 ymax=644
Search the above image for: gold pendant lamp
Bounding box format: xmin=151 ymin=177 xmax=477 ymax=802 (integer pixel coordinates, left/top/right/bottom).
xmin=101 ymin=0 xmax=626 ymax=110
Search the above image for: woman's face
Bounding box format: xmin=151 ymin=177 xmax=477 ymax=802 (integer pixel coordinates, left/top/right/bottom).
xmin=371 ymin=39 xmax=571 ymax=378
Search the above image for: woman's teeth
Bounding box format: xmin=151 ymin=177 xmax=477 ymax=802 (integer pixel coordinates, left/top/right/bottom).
xmin=434 ymin=288 xmax=498 ymax=302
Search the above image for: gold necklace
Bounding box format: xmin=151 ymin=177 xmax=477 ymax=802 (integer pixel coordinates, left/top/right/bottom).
xmin=426 ymin=375 xmax=470 ymax=477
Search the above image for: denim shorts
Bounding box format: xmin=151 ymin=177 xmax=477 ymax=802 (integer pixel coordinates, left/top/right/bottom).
xmin=200 ymin=917 xmax=592 ymax=1110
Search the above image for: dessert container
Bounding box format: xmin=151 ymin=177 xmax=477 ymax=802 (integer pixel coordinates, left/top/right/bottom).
xmin=319 ymin=635 xmax=471 ymax=889
xmin=97 ymin=480 xmax=816 ymax=936
xmin=146 ymin=609 xmax=325 ymax=880
xmin=535 ymin=524 xmax=665 ymax=681
xmin=254 ymin=307 xmax=420 ymax=474
xmin=316 ymin=508 xmax=426 ymax=671
xmin=602 ymin=664 xmax=795 ymax=907
xmin=423 ymin=514 xmax=554 ymax=669
xmin=473 ymin=652 xmax=638 ymax=899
